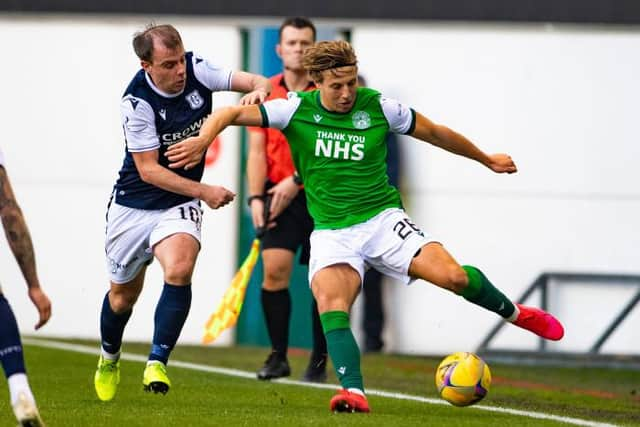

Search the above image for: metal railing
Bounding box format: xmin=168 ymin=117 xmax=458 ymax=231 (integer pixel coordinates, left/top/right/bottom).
xmin=477 ymin=272 xmax=640 ymax=355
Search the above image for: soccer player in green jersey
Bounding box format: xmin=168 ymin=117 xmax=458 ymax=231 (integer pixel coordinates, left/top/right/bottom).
xmin=167 ymin=40 xmax=565 ymax=413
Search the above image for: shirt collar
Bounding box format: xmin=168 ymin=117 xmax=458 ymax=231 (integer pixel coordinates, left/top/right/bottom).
xmin=145 ymin=72 xmax=184 ymax=98
xmin=278 ymin=74 xmax=315 ymax=92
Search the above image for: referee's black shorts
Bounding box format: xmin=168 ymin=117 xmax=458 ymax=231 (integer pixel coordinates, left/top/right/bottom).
xmin=261 ymin=182 xmax=314 ymax=265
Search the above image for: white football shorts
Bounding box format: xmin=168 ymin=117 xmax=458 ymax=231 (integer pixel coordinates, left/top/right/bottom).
xmin=105 ymin=199 xmax=203 ymax=284
xmin=308 ymin=208 xmax=438 ymax=286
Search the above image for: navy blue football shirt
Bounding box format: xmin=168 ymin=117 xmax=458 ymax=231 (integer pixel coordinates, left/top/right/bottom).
xmin=114 ymin=51 xmax=232 ymax=209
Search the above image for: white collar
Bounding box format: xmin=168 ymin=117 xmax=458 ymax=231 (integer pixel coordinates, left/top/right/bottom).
xmin=144 ymin=72 xmax=184 ymax=98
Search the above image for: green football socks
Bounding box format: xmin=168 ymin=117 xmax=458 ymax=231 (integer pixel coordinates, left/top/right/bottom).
xmin=461 ymin=265 xmax=516 ymax=319
xmin=320 ymin=311 xmax=364 ymax=391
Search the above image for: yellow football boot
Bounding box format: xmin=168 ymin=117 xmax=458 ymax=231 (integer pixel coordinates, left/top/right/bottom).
xmin=94 ymin=356 xmax=120 ymax=401
xmin=143 ymin=361 xmax=171 ymax=395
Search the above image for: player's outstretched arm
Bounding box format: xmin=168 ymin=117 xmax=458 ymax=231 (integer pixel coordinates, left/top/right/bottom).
xmin=231 ymin=71 xmax=272 ymax=105
xmin=166 ymin=104 xmax=263 ymax=170
xmin=411 ymin=112 xmax=517 ymax=174
xmin=0 ymin=165 xmax=51 ymax=329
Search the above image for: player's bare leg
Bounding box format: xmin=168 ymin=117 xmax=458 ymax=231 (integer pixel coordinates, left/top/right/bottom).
xmin=409 ymin=242 xmax=563 ymax=340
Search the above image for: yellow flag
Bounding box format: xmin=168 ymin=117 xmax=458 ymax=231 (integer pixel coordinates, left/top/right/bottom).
xmin=202 ymin=238 xmax=261 ymax=344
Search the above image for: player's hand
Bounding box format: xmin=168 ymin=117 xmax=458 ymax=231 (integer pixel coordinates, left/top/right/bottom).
xmin=487 ymin=153 xmax=517 ymax=174
xmin=201 ymin=185 xmax=236 ymax=209
xmin=239 ymin=90 xmax=268 ymax=105
xmin=166 ymin=136 xmax=209 ymax=170
xmin=200 ymin=184 xmax=236 ymax=209
xmin=28 ymin=286 xmax=51 ymax=330
xmin=266 ymin=177 xmax=299 ymax=220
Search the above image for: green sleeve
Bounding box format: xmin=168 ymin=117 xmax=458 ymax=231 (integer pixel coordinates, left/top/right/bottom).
xmin=258 ymin=104 xmax=269 ymax=128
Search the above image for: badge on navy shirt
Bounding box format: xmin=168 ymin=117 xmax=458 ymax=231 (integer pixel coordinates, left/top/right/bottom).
xmin=186 ymin=90 xmax=204 ymax=110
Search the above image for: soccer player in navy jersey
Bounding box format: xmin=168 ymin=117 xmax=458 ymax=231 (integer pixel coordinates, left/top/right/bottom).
xmin=0 ymin=147 xmax=50 ymax=426
xmin=93 ymin=23 xmax=271 ymax=401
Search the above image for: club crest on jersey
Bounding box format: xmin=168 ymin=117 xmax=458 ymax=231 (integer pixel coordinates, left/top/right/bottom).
xmin=352 ymin=110 xmax=371 ymax=129
xmin=186 ymin=90 xmax=204 ymax=110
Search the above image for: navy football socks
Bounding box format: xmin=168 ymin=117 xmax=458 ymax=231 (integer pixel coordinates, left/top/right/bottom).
xmin=0 ymin=294 xmax=26 ymax=378
xmin=100 ymin=291 xmax=132 ymax=356
xmin=149 ymin=283 xmax=192 ymax=365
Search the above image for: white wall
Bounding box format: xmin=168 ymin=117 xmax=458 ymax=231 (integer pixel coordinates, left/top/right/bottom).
xmin=1 ymin=15 xmax=638 ymax=356
xmin=352 ymin=23 xmax=640 ymax=355
xmin=0 ymin=15 xmax=243 ymax=346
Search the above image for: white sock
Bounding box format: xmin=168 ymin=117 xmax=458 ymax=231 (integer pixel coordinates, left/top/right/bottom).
xmin=7 ymin=373 xmax=34 ymax=406
xmin=146 ymin=360 xmax=165 ymax=367
xmin=101 ymin=348 xmax=120 ymax=361
xmin=347 ymin=387 xmax=365 ymax=396
xmin=507 ymin=304 xmax=520 ymax=322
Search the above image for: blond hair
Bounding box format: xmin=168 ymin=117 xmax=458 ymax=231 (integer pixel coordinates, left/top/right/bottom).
xmin=302 ymin=40 xmax=358 ymax=82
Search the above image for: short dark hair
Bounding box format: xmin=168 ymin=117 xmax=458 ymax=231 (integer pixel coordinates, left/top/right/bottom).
xmin=279 ymin=17 xmax=316 ymax=42
xmin=132 ymin=23 xmax=183 ymax=62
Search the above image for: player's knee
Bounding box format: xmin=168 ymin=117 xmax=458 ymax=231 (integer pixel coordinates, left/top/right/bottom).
xmin=313 ymin=292 xmax=331 ymax=313
xmin=164 ymin=259 xmax=195 ymax=284
xmin=110 ymin=292 xmax=137 ymax=313
xmin=262 ymin=265 xmax=290 ymax=291
xmin=444 ymin=266 xmax=469 ymax=294
xmin=312 ymin=290 xmax=349 ymax=313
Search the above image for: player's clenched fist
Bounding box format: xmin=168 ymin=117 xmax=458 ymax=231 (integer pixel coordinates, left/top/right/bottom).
xmin=202 ymin=185 xmax=236 ymax=209
xmin=486 ymin=153 xmax=517 ymax=174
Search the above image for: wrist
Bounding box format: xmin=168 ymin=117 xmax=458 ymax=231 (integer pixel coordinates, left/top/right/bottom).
xmin=247 ymin=194 xmax=263 ymax=206
xmin=199 ymin=135 xmax=212 ymax=150
xmin=292 ymin=172 xmax=303 ymax=186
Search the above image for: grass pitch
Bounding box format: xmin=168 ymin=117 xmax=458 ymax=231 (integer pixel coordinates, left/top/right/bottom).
xmin=0 ymin=339 xmax=638 ymax=426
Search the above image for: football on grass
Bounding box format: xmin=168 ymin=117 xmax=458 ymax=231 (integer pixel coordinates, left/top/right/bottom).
xmin=435 ymin=352 xmax=491 ymax=407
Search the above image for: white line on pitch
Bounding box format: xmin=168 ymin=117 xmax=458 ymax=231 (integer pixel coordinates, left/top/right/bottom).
xmin=23 ymin=337 xmax=618 ymax=427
